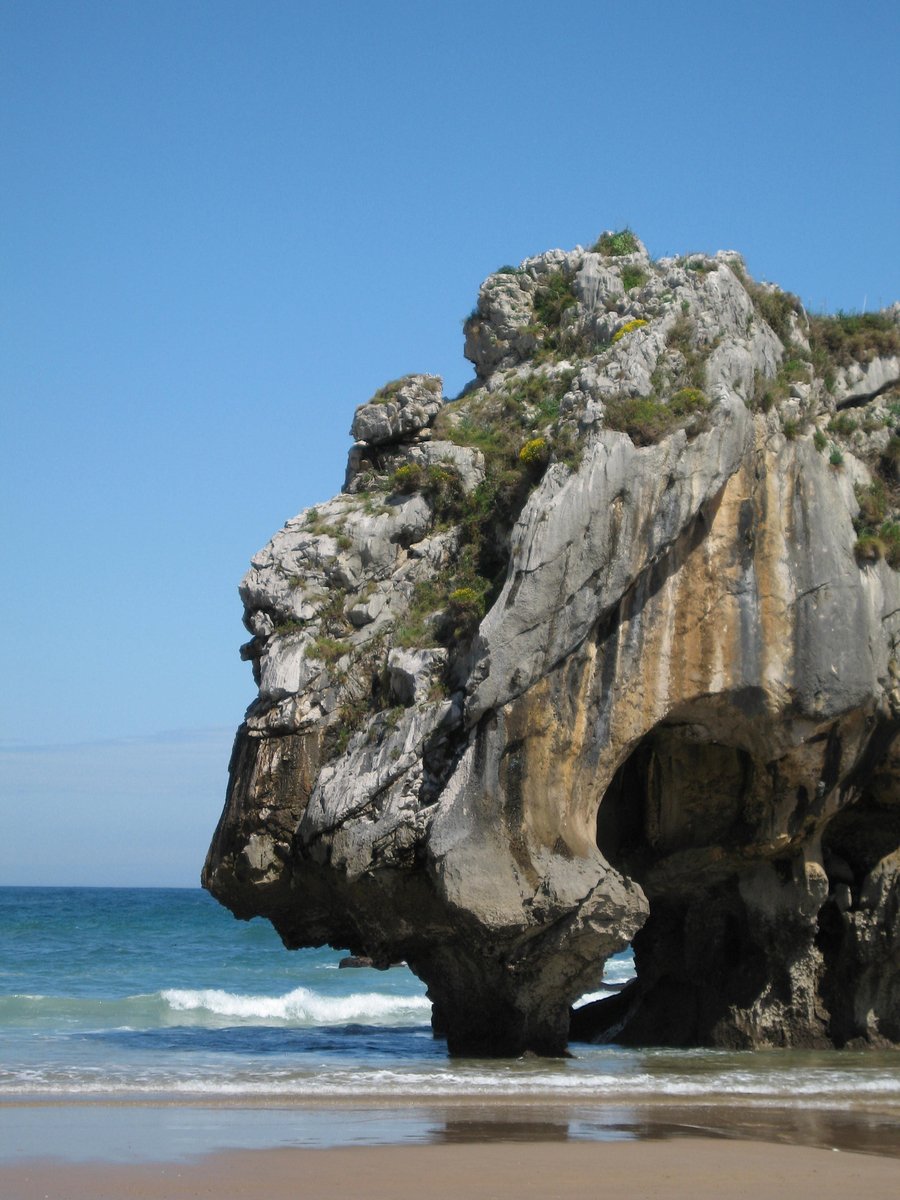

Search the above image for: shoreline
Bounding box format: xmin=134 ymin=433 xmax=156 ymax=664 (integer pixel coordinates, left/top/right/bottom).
xmin=3 ymin=1096 xmax=899 ymax=1165
xmin=4 ymin=1140 xmax=900 ymax=1200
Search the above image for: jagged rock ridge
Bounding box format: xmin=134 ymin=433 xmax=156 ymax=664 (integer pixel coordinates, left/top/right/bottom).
xmin=204 ymin=230 xmax=900 ymax=1056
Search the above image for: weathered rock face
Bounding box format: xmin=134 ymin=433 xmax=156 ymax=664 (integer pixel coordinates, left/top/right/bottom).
xmin=204 ymin=232 xmax=900 ymax=1055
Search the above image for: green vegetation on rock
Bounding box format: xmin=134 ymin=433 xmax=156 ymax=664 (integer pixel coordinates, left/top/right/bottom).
xmin=612 ymin=318 xmax=648 ymax=343
xmin=387 ymin=461 xmax=467 ymax=525
xmin=391 ymin=374 xmax=589 ymax=650
xmin=752 ymin=353 xmax=811 ymax=413
xmin=748 ymin=284 xmax=804 ymax=345
xmin=308 ymin=635 xmax=351 ymax=665
xmin=391 ymin=462 xmax=424 ymax=493
xmin=393 ymin=547 xmax=490 ymax=650
xmin=621 ymin=265 xmax=648 ymax=291
xmin=532 ymin=270 xmax=578 ymax=329
xmin=273 ymin=617 xmax=305 ymax=637
xmin=810 ymin=311 xmax=900 ymax=368
xmin=854 ymin=479 xmax=900 ymax=567
xmin=592 ymin=228 xmax=640 ymax=257
xmin=828 ymin=414 xmax=858 ymax=437
xmin=518 ymin=436 xmax=548 ymax=467
xmin=370 ymin=374 xmax=441 ymax=404
xmin=604 ymin=388 xmax=710 ymax=447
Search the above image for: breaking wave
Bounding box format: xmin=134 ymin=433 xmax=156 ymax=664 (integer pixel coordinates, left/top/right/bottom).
xmin=0 ymin=986 xmax=431 ymax=1031
xmin=160 ymin=986 xmax=431 ymax=1026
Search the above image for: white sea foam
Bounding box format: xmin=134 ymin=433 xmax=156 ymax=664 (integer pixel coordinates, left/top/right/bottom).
xmin=159 ymin=985 xmax=431 ymax=1025
xmin=5 ymin=1063 xmax=900 ymax=1102
xmin=572 ymin=988 xmax=615 ymax=1007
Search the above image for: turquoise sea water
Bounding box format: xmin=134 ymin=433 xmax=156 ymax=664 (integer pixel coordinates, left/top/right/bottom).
xmin=2 ymin=887 xmax=899 ymax=1160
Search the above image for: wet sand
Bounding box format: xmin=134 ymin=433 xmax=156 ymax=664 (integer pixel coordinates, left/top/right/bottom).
xmin=4 ymin=1096 xmax=900 ymax=1162
xmin=3 ymin=1098 xmax=899 ymax=1199
xmin=4 ymin=1139 xmax=899 ymax=1200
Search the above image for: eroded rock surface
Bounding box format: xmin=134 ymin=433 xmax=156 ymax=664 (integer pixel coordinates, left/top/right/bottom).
xmin=204 ymin=233 xmax=900 ymax=1055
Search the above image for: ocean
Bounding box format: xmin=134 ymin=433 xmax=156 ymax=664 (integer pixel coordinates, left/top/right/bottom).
xmin=2 ymin=886 xmax=899 ymax=1161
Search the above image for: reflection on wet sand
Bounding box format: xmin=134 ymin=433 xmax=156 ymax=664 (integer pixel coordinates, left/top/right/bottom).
xmin=427 ymin=1102 xmax=900 ymax=1158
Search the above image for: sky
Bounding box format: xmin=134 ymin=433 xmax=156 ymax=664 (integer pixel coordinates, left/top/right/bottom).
xmin=1 ymin=0 xmax=898 ymax=886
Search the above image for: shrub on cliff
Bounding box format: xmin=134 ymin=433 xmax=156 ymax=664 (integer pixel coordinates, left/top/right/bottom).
xmin=391 ymin=463 xmax=424 ymax=493
xmin=389 ymin=462 xmax=465 ymax=520
xmin=621 ymin=265 xmax=649 ymax=291
xmin=604 ymin=388 xmax=710 ymax=447
xmin=748 ymin=284 xmax=804 ymax=345
xmin=308 ymin=635 xmax=351 ymax=665
xmin=518 ymin=436 xmax=549 ymax=469
xmin=592 ymin=228 xmax=640 ymax=256
xmin=669 ymin=387 xmax=709 ymax=418
xmin=424 ymin=464 xmax=465 ymax=521
xmin=810 ymin=311 xmax=900 ymax=367
xmin=853 ymin=481 xmax=900 ymax=568
xmin=612 ymin=318 xmax=649 ymax=343
xmin=604 ymin=397 xmax=673 ymax=445
xmin=532 ymin=270 xmax=578 ymax=328
xmin=447 ymin=586 xmax=487 ymax=638
xmin=394 ymin=560 xmax=490 ymax=650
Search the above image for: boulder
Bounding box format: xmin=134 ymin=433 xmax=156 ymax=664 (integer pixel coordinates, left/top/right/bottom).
xmin=351 ymin=374 xmax=443 ymax=445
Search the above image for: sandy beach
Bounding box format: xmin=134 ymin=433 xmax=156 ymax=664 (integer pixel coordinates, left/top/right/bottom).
xmin=4 ymin=1139 xmax=899 ymax=1200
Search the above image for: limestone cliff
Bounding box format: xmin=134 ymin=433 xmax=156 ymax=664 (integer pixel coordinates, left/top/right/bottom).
xmin=203 ymin=231 xmax=900 ymax=1055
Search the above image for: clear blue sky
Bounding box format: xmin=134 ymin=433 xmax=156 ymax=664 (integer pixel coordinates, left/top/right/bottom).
xmin=2 ymin=0 xmax=898 ymax=885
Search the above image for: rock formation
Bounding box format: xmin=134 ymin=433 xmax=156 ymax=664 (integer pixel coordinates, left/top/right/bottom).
xmin=203 ymin=231 xmax=900 ymax=1055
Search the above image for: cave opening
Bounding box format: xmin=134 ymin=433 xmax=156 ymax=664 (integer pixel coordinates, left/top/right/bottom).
xmin=595 ymin=719 xmax=758 ymax=879
xmin=583 ymin=714 xmax=900 ymax=1049
xmin=578 ymin=716 xmax=770 ymax=1047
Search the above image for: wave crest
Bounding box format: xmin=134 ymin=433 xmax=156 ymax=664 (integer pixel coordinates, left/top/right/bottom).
xmin=160 ymin=985 xmax=431 ymax=1025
